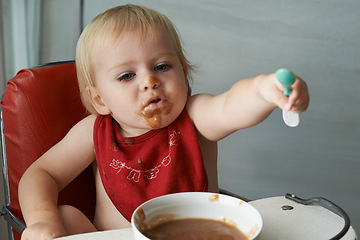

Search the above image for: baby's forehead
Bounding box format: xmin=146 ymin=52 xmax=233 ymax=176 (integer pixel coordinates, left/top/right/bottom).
xmin=95 ymin=23 xmax=154 ymax=44
xmin=89 ymin=27 xmax=180 ymax=73
xmin=91 ymin=25 xmax=172 ymax=55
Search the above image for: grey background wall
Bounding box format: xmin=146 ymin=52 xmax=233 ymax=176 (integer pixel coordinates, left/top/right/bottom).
xmin=1 ymin=0 xmax=359 ymax=239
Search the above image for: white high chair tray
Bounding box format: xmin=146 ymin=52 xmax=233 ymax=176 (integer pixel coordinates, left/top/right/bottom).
xmin=55 ymin=228 xmax=134 ymax=240
xmin=250 ymin=196 xmax=357 ymax=240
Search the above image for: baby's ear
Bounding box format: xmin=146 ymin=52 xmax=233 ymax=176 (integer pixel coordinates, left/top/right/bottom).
xmin=86 ymin=86 xmax=111 ymax=115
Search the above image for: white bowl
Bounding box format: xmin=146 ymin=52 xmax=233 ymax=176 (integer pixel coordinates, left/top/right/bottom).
xmin=131 ymin=192 xmax=262 ymax=239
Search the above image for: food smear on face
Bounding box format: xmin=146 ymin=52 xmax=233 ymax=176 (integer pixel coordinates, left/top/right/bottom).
xmin=141 ymin=218 xmax=248 ymax=240
xmin=139 ymin=96 xmax=173 ymax=129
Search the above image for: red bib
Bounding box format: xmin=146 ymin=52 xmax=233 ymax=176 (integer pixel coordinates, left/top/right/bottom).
xmin=93 ymin=109 xmax=208 ymax=221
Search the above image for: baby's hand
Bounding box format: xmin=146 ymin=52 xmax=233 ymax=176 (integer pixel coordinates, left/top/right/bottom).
xmin=258 ymin=72 xmax=309 ymax=113
xmin=21 ymin=221 xmax=67 ymax=240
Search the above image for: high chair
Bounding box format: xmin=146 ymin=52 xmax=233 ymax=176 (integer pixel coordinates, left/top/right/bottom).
xmin=0 ymin=61 xmax=96 ymax=240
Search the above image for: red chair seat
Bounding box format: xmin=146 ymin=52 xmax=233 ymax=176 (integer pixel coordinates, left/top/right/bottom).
xmin=0 ymin=62 xmax=96 ymax=240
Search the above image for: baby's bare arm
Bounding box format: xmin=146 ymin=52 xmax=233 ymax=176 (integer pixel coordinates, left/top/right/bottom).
xmin=187 ymin=73 xmax=309 ymax=141
xmin=19 ymin=115 xmax=97 ymax=240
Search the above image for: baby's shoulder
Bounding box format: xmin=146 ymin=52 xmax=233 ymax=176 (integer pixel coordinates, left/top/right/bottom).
xmin=64 ymin=114 xmax=97 ymax=145
xmin=186 ymin=94 xmax=211 ymax=118
xmin=70 ymin=114 xmax=97 ymax=132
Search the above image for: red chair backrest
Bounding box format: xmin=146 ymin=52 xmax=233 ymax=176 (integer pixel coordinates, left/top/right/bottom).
xmin=0 ymin=62 xmax=95 ymax=240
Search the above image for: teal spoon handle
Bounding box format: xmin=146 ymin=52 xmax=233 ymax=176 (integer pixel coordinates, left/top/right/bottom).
xmin=275 ymin=68 xmax=296 ymax=95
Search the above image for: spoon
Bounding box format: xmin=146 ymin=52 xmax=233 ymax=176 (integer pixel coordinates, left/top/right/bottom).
xmin=275 ymin=68 xmax=300 ymax=127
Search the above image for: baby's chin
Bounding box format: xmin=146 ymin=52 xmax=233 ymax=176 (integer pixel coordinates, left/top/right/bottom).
xmin=144 ymin=113 xmax=179 ymax=130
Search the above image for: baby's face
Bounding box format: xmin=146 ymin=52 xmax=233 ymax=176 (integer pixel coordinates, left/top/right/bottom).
xmin=91 ymin=27 xmax=188 ymax=137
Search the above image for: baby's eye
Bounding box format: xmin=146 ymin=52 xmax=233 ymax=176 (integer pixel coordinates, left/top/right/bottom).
xmin=155 ymin=64 xmax=170 ymax=72
xmin=117 ymin=72 xmax=135 ymax=81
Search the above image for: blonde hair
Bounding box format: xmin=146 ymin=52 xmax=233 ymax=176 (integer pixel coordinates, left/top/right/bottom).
xmin=76 ymin=4 xmax=193 ymax=114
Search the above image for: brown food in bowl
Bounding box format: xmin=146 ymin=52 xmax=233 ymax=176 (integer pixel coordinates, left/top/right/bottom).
xmin=141 ymin=218 xmax=248 ymax=240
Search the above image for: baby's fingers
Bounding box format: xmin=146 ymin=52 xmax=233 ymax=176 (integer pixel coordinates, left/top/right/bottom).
xmin=272 ymin=88 xmax=293 ymax=111
xmin=287 ymin=78 xmax=309 ymax=113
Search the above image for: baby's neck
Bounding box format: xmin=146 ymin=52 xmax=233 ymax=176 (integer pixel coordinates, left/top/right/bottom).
xmin=118 ymin=125 xmax=152 ymax=138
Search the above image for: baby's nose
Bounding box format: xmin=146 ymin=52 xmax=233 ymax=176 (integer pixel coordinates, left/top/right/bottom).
xmin=143 ymin=76 xmax=160 ymax=90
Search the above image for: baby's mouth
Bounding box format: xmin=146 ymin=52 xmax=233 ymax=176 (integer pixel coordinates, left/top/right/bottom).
xmin=149 ymin=98 xmax=161 ymax=105
xmin=143 ymin=96 xmax=165 ymax=110
xmin=138 ymin=94 xmax=173 ymax=128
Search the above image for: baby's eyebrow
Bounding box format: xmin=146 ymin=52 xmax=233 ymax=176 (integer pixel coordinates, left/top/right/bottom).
xmin=106 ymin=61 xmax=136 ymax=73
xmin=152 ymin=51 xmax=178 ymax=60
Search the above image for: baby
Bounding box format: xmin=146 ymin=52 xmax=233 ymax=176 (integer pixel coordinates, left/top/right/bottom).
xmin=18 ymin=4 xmax=309 ymax=240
